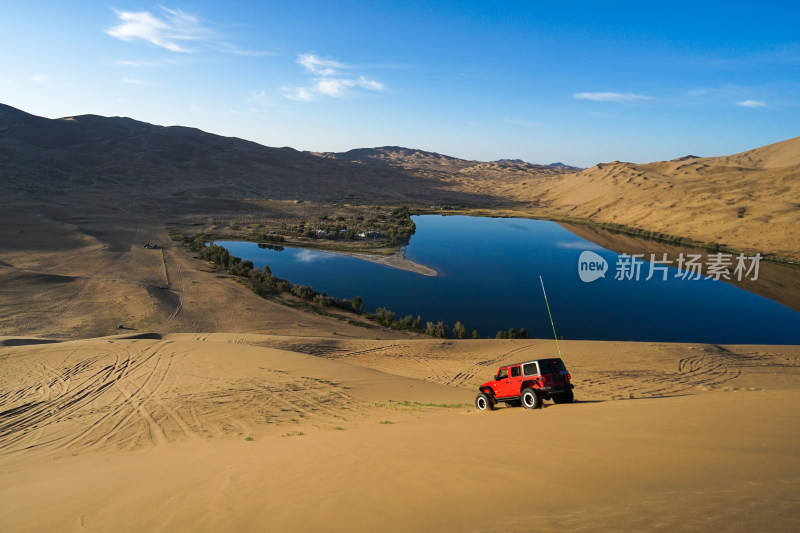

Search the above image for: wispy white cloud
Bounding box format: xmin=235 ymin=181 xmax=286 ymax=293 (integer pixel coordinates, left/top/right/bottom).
xmin=315 ymin=78 xmax=353 ymax=98
xmin=215 ymin=42 xmax=276 ymax=57
xmin=737 ymin=99 xmax=769 ymax=108
xmin=106 ymin=7 xmax=268 ymax=56
xmin=684 ymin=86 xmax=774 ymax=109
xmin=282 ymin=85 xmax=315 ymax=101
xmin=106 ymin=7 xmax=212 ymax=52
xmin=287 ymin=54 xmax=386 ymax=101
xmin=313 ymin=77 xmax=385 ymax=98
xmin=298 ymin=54 xmax=344 ymax=76
xmin=573 ymin=92 xmax=655 ymax=104
xmin=356 ymin=76 xmax=384 ymax=91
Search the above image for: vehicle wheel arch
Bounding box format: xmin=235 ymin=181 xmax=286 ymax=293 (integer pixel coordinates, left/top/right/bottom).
xmin=479 ymin=386 xmax=495 ymax=397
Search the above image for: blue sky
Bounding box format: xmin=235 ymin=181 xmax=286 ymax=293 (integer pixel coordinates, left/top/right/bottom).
xmin=1 ymin=1 xmax=798 ymax=167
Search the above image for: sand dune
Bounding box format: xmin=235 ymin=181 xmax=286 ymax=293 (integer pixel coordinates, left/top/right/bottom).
xmin=0 ymin=334 xmax=470 ymax=456
xmin=2 ymin=333 xmax=799 ymax=531
xmin=534 ymin=136 xmax=800 ymax=260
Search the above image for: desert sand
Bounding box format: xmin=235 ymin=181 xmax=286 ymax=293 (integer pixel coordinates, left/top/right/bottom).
xmin=2 ymin=106 xmax=800 ymax=531
xmin=2 ymin=333 xmax=800 ymax=532
xmin=530 ymin=136 xmax=800 ymax=261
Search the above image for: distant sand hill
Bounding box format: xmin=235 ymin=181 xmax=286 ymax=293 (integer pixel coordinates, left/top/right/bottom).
xmin=533 ymin=136 xmax=800 ymax=259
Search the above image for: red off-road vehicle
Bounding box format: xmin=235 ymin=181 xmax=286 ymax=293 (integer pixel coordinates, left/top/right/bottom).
xmin=475 ymin=358 xmax=574 ymax=410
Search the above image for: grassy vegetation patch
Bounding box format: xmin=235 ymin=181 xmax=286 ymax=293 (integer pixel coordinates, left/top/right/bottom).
xmin=372 ymin=400 xmax=471 ymax=411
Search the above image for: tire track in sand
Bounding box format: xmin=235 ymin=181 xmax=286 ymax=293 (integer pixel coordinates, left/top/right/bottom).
xmin=61 ymin=345 xmax=173 ymax=450
xmin=0 ymin=351 xmax=131 ymax=454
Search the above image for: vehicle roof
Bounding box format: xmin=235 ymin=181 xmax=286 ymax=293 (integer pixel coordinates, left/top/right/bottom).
xmin=500 ymin=358 xmax=564 ymax=368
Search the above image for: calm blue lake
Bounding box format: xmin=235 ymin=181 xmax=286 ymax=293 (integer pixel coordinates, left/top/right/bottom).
xmin=217 ymin=215 xmax=800 ymax=344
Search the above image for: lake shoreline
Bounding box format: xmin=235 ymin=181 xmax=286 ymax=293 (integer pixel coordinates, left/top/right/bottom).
xmin=213 ymin=216 xmax=800 ymax=343
xmin=417 ymin=207 xmax=800 ymax=265
xmin=323 ymin=246 xmax=439 ymax=277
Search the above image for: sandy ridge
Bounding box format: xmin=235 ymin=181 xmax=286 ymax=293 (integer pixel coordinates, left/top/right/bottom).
xmin=1 ymin=333 xmax=799 ymax=532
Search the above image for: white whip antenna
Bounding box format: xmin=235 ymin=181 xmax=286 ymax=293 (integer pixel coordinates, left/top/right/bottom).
xmin=539 ymin=276 xmax=563 ymax=358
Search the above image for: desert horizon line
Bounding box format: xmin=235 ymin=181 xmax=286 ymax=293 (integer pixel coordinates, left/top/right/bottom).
xmin=7 ymin=101 xmax=798 ymax=170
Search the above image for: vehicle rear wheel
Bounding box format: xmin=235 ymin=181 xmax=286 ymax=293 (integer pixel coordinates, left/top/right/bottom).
xmin=475 ymin=392 xmax=495 ymax=411
xmin=553 ymin=390 xmax=574 ymax=404
xmin=521 ymin=388 xmax=542 ymax=409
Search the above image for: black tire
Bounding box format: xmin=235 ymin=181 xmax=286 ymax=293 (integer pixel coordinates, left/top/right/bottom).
xmin=475 ymin=392 xmax=495 ymax=411
xmin=553 ymin=390 xmax=574 ymax=404
xmin=521 ymin=388 xmax=542 ymax=409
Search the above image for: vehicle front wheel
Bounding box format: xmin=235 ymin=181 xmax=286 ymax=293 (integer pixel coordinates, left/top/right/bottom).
xmin=475 ymin=392 xmax=495 ymax=411
xmin=521 ymin=388 xmax=542 ymax=409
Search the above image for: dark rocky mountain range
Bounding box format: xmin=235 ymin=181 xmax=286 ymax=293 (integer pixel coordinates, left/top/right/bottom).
xmin=1 ymin=103 xmax=573 ymax=208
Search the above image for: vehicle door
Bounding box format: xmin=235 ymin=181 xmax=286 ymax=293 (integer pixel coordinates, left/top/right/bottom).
xmin=495 ymin=366 xmax=522 ymax=398
xmin=507 ymin=365 xmax=524 ymax=395
xmin=493 ymin=367 xmax=511 ymax=398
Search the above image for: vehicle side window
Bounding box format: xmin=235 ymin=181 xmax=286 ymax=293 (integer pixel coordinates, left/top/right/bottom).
xmin=497 ymin=368 xmax=508 ymax=379
xmin=522 ymin=363 xmax=538 ymax=376
xmin=510 ymin=366 xmax=521 ymax=377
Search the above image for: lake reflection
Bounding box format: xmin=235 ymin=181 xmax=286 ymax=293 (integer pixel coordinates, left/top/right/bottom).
xmin=216 ymin=215 xmax=800 ymax=344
